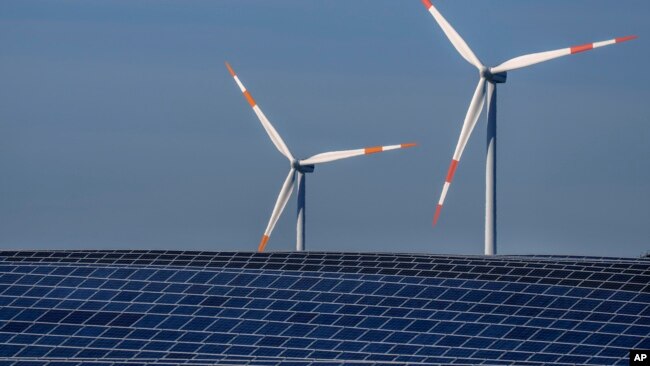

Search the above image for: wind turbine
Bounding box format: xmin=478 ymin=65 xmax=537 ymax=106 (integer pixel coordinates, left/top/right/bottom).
xmin=421 ymin=0 xmax=636 ymax=255
xmin=226 ymin=62 xmax=416 ymax=252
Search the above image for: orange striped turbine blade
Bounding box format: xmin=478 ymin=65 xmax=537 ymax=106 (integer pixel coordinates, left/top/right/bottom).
xmin=258 ymin=235 xmax=270 ymax=252
xmin=258 ymin=169 xmax=296 ymax=252
xmin=364 ymin=146 xmax=383 ymax=155
xmin=420 ymin=0 xmax=483 ymax=69
xmin=365 ymin=143 xmax=417 ymax=155
xmin=225 ymin=62 xmax=236 ymax=77
xmin=433 ymin=159 xmax=458 ymax=227
xmin=492 ymin=35 xmax=638 ymax=74
xmin=433 ymin=78 xmax=486 ymax=228
xmin=224 ymin=62 xmax=294 ymax=160
xmin=299 ymin=143 xmax=416 ymax=166
xmin=433 ymin=204 xmax=443 ymax=227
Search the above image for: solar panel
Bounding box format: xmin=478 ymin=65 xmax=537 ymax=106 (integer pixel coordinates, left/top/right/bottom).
xmin=0 ymin=250 xmax=647 ymax=365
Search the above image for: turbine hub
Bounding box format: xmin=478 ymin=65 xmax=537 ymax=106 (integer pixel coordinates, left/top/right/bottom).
xmin=483 ymin=68 xmax=507 ymax=84
xmin=293 ymin=161 xmax=314 ymax=173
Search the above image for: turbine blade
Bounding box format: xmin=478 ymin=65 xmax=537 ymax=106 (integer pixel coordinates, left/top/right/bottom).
xmin=421 ymin=0 xmax=483 ymax=69
xmin=491 ymin=35 xmax=637 ymax=74
xmin=434 ymin=78 xmax=487 ymax=226
xmin=299 ymin=143 xmax=417 ymax=166
xmin=226 ymin=62 xmax=294 ymax=161
xmin=259 ymin=169 xmax=296 ymax=252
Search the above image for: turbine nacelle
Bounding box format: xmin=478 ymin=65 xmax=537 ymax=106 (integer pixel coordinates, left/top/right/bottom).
xmin=483 ymin=68 xmax=507 ymax=84
xmin=293 ymin=161 xmax=315 ymax=173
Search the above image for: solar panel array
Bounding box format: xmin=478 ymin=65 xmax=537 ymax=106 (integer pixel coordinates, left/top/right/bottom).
xmin=0 ymin=250 xmax=648 ymax=365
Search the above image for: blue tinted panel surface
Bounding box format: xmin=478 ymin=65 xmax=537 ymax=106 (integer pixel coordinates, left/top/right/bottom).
xmin=0 ymin=250 xmax=647 ymax=365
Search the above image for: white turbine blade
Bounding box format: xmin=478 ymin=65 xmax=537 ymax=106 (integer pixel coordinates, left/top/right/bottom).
xmin=299 ymin=143 xmax=417 ymax=166
xmin=491 ymin=35 xmax=637 ymax=74
xmin=259 ymin=168 xmax=296 ymax=252
xmin=421 ymin=0 xmax=483 ymax=69
xmin=226 ymin=62 xmax=294 ymax=161
xmin=434 ymin=78 xmax=487 ymax=226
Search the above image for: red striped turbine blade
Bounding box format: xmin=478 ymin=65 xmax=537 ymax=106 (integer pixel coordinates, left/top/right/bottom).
xmin=433 ymin=78 xmax=486 ymax=227
xmin=299 ymin=143 xmax=416 ymax=166
xmin=492 ymin=35 xmax=638 ymax=73
xmin=225 ymin=62 xmax=294 ymax=161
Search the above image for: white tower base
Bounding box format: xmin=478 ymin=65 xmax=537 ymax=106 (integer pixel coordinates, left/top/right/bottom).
xmin=296 ymin=173 xmax=306 ymax=251
xmin=485 ymin=82 xmax=497 ymax=256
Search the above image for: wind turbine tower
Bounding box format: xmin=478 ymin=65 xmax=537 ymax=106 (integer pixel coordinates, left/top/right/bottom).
xmin=226 ymin=62 xmax=416 ymax=252
xmin=421 ymin=0 xmax=636 ymax=255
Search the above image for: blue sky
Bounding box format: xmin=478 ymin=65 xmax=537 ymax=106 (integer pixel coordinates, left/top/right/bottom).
xmin=0 ymin=1 xmax=648 ymax=257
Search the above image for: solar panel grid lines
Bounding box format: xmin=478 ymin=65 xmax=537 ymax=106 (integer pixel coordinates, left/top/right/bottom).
xmin=0 ymin=357 xmax=591 ymax=366
xmin=2 ymin=256 xmax=647 ymax=291
xmin=0 ymin=359 xmax=564 ymax=366
xmin=29 ymin=256 xmax=644 ymax=282
xmin=0 ymin=250 xmax=642 ymax=265
xmin=0 ymin=356 xmax=464 ymax=366
xmin=0 ymin=251 xmax=647 ymax=365
xmin=3 ymin=266 xmax=640 ymax=312
xmin=1 ymin=284 xmax=644 ymax=332
xmin=0 ymin=274 xmax=640 ymax=328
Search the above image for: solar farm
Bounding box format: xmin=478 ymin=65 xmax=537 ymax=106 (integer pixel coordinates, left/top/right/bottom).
xmin=0 ymin=250 xmax=648 ymax=365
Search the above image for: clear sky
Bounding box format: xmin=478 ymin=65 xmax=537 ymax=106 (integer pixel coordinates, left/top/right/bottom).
xmin=1 ymin=1 xmax=648 ymax=257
